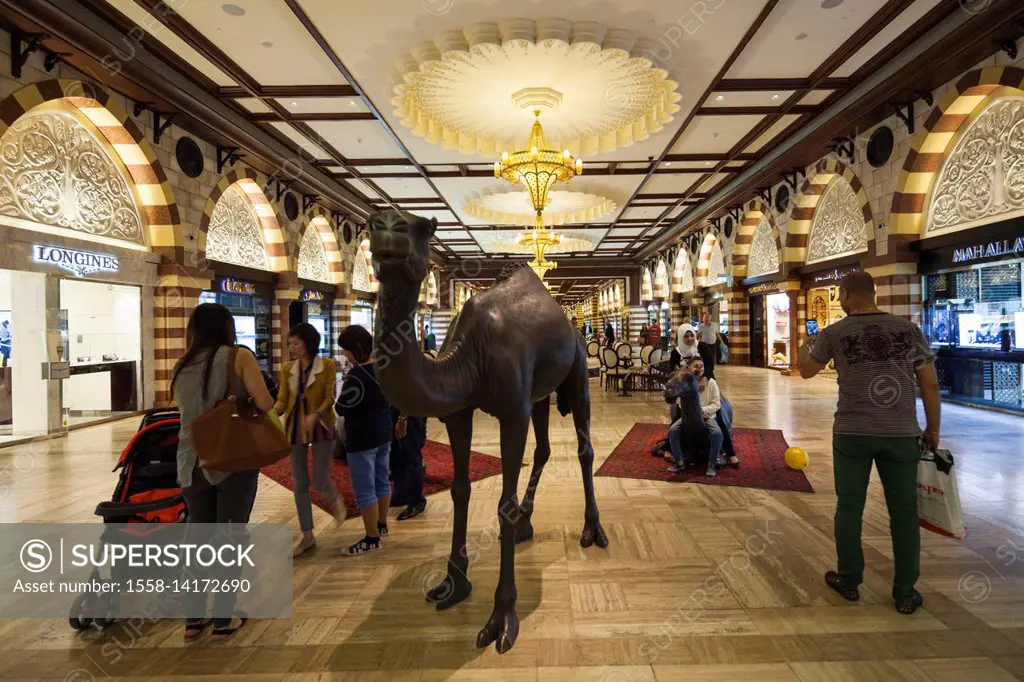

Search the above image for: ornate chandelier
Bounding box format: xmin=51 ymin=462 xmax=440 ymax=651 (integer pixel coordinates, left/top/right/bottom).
xmin=493 ymin=88 xmax=583 ymax=280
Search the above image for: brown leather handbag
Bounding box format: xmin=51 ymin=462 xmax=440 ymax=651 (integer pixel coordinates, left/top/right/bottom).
xmin=193 ymin=347 xmax=290 ymax=471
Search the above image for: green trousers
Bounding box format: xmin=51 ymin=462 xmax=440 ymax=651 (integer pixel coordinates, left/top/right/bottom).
xmin=833 ymin=434 xmax=920 ymax=602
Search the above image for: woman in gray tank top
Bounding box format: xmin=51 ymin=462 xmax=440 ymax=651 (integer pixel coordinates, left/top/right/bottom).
xmin=171 ymin=303 xmax=275 ymax=642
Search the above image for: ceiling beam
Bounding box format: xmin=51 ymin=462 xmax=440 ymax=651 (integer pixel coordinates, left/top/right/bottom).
xmin=714 ymin=77 xmax=851 ymax=92
xmin=592 ymin=0 xmax=782 ymax=254
xmin=217 ymin=85 xmax=359 ymax=98
xmin=251 ymin=111 xmax=376 ymax=122
xmin=636 ymin=0 xmax=1024 ymax=260
xmin=696 ymin=105 xmax=821 ymax=116
xmin=14 ymin=0 xmax=375 ymax=218
xmin=626 ymin=0 xmax=922 ymax=254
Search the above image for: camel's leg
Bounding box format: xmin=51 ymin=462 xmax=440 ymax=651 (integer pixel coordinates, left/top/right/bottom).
xmin=566 ymin=345 xmax=608 ymax=549
xmin=426 ymin=408 xmax=473 ymax=610
xmin=476 ymin=413 xmax=529 ymax=654
xmin=514 ymin=396 xmax=551 ymax=544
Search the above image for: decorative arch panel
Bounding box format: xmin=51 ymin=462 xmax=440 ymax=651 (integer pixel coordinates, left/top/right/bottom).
xmin=199 ymin=168 xmax=288 ymax=272
xmin=805 ymin=175 xmax=869 ymax=265
xmin=747 ymin=215 xmax=781 ymax=278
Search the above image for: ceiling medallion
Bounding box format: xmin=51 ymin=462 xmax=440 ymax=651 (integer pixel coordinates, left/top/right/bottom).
xmin=391 ymin=19 xmax=681 ymax=157
xmin=464 ymin=186 xmax=616 ymax=226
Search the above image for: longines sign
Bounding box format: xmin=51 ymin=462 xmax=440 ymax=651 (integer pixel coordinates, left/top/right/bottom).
xmin=32 ymin=245 xmax=119 ymax=277
xmin=952 ymin=237 xmax=1024 ymax=264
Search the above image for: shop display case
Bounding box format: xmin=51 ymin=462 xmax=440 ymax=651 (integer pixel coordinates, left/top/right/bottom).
xmin=766 ymin=293 xmax=791 ymax=367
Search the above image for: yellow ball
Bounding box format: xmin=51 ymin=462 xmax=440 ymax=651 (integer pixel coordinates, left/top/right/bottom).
xmin=785 ymin=447 xmax=808 ymax=470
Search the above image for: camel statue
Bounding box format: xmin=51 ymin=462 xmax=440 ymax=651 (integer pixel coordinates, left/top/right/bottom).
xmin=366 ymin=209 xmax=608 ymax=654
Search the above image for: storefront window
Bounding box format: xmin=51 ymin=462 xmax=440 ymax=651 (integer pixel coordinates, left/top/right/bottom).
xmin=199 ymin=284 xmax=272 ymax=372
xmin=766 ymin=292 xmax=791 ymax=367
xmin=924 ymin=262 xmax=1021 ymax=349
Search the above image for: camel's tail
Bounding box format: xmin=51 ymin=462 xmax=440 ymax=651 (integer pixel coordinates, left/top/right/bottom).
xmin=555 ymin=337 xmax=585 ymax=417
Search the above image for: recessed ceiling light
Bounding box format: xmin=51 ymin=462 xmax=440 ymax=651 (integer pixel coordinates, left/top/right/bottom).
xmin=222 ymin=3 xmax=245 ymax=16
xmin=260 ymin=40 xmax=273 ymax=48
xmin=714 ymin=94 xmax=725 ymax=101
xmin=290 ymin=100 xmax=298 ymax=107
xmin=795 ymin=33 xmax=809 ymax=41
xmin=705 ymin=161 xmax=713 ymax=166
xmin=771 ymin=94 xmax=780 ymax=100
xmin=349 ymin=101 xmax=356 ymax=107
xmin=821 ymin=0 xmax=843 ymax=7
xmin=664 ymin=162 xmax=672 ymax=167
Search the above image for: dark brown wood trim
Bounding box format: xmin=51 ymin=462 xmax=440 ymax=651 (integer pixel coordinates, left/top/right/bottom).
xmin=218 ymin=85 xmax=359 ymax=98
xmin=715 ymin=77 xmax=852 ymax=92
xmin=592 ymin=0 xmax=783 ymax=253
xmin=250 ymin=112 xmax=377 ymax=122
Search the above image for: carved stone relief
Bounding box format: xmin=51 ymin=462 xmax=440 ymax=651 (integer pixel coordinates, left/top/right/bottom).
xmin=747 ymin=215 xmax=780 ymax=278
xmin=806 ymin=176 xmax=867 ymax=264
xmin=206 ymin=184 xmax=270 ymax=270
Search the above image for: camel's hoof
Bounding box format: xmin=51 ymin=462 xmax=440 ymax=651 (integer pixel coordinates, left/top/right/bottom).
xmin=580 ymin=519 xmax=609 ymax=549
xmin=513 ymin=517 xmax=534 ymax=545
xmin=425 ymin=574 xmax=472 ymax=610
xmin=476 ymin=608 xmax=519 ymax=653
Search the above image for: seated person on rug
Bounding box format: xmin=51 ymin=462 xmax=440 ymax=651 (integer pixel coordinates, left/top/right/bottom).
xmin=663 ymin=358 xmax=738 ymax=475
xmin=663 ymin=368 xmax=714 ymax=477
xmin=685 ymin=357 xmax=738 ymax=469
xmin=389 ymin=407 xmax=427 ymax=520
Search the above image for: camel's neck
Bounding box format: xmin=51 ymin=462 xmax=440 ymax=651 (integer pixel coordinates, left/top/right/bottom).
xmin=373 ymin=281 xmax=472 ymax=417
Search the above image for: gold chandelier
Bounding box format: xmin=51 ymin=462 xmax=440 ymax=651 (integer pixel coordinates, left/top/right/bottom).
xmin=493 ymin=90 xmax=583 ymax=280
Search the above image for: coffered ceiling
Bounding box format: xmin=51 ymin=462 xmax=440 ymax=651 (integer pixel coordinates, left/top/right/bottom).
xmin=9 ymin=0 xmax=1006 ymax=277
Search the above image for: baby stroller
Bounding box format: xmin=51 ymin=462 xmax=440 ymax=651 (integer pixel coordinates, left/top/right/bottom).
xmin=69 ymin=407 xmax=185 ymax=630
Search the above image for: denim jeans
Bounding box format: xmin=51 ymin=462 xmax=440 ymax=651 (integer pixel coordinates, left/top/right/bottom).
xmin=668 ymin=415 xmax=725 ymax=466
xmin=348 ymin=442 xmax=391 ymax=508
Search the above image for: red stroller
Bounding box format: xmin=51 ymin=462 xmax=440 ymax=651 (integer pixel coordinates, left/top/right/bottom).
xmin=69 ymin=407 xmax=185 ymax=630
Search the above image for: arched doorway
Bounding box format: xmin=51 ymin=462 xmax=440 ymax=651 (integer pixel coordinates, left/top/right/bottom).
xmin=294 ymin=210 xmax=344 ymax=359
xmin=198 ymin=168 xmax=286 ymax=375
xmin=0 ymin=80 xmax=183 ymax=435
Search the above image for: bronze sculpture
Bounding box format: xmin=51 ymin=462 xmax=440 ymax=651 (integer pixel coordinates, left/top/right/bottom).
xmin=367 ymin=210 xmax=608 ymax=653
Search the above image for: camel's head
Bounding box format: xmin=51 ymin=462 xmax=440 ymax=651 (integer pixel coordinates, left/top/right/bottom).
xmin=367 ymin=210 xmax=436 ymax=286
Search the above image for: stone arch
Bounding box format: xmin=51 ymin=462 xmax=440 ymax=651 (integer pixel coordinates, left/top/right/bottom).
xmin=732 ymin=197 xmax=782 ymax=279
xmin=786 ymin=157 xmax=875 ymax=268
xmin=672 ymin=247 xmax=694 ymax=294
xmin=653 ymin=258 xmax=669 ymax=299
xmin=641 ymin=266 xmax=654 ymax=303
xmin=352 ymin=230 xmax=377 ymax=294
xmin=199 ymin=167 xmax=289 ymax=272
xmin=297 ymin=206 xmax=343 ymax=285
xmin=0 ymin=79 xmax=184 ymax=262
xmin=696 ymin=230 xmax=727 ymax=287
xmin=890 ymin=67 xmax=1024 ymax=240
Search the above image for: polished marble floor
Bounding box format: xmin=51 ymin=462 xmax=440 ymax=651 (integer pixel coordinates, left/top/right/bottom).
xmin=0 ymin=365 xmax=1023 ymax=681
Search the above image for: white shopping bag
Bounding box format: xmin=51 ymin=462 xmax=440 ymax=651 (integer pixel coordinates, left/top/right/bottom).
xmin=918 ymin=448 xmax=966 ymax=540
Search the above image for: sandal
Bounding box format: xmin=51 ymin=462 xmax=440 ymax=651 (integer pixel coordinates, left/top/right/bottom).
xmin=211 ymin=617 xmax=247 ymax=640
xmin=825 ymin=571 xmax=860 ymax=602
xmin=184 ymin=618 xmax=212 ymax=642
xmin=895 ymin=592 xmax=923 ymax=615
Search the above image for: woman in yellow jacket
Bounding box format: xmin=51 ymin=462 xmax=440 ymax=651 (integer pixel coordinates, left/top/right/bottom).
xmin=275 ymin=323 xmax=341 ymax=556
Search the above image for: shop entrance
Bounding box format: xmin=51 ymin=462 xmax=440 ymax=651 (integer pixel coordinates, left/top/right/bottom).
xmin=749 ymin=295 xmax=765 ymax=367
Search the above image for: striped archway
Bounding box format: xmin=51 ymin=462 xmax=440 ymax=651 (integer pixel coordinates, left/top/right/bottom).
xmin=695 ymin=229 xmax=726 ymax=287
xmin=641 ymin=266 xmax=654 ymax=303
xmin=297 ymin=206 xmax=344 ymax=285
xmin=198 ymin=167 xmax=289 ymax=272
xmin=732 ymin=197 xmax=783 ymax=280
xmin=785 ymin=157 xmax=875 ymax=269
xmin=653 ymin=258 xmax=669 ymax=299
xmin=0 ymin=79 xmax=184 ymax=263
xmin=353 ymin=231 xmax=377 ymax=294
xmin=890 ymin=66 xmax=1024 ymax=242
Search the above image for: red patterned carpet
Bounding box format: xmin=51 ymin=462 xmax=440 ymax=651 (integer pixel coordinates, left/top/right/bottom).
xmin=596 ymin=423 xmax=814 ymax=493
xmin=261 ymin=441 xmax=504 ymax=518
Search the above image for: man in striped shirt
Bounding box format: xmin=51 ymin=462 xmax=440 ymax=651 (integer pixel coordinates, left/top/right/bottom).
xmin=798 ymin=270 xmax=941 ymax=616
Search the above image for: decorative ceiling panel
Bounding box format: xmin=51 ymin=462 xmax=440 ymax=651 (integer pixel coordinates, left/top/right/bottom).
xmin=206 ymin=185 xmax=270 ymax=270
xmin=0 ymin=106 xmax=145 ymax=245
xmin=298 ymin=223 xmax=332 ymax=284
xmin=747 ymin=215 xmax=780 ymax=278
xmin=725 ymin=0 xmax=889 ymax=79
xmin=669 ymin=115 xmax=766 ymax=155
xmin=832 ymin=0 xmax=944 ymax=77
xmin=743 ymin=114 xmax=802 ymax=154
xmin=173 ymin=0 xmax=351 ymax=85
xmin=806 ymin=176 xmax=868 ymax=264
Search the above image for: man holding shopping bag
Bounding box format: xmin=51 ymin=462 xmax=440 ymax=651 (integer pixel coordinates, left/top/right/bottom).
xmin=798 ymin=270 xmax=941 ymax=616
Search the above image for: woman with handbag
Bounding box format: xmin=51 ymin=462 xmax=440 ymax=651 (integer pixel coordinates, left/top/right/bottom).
xmin=335 ymin=325 xmax=393 ymax=556
xmin=172 ymin=303 xmax=276 ymax=642
xmin=275 ymin=323 xmax=342 ymax=557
